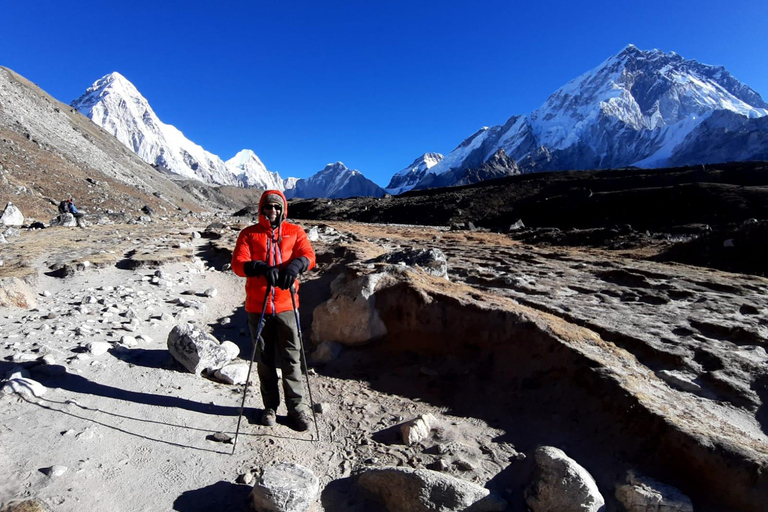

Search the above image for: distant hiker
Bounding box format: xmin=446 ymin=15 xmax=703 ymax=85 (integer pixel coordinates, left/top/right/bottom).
xmin=58 ymin=197 xmax=85 ymax=228
xmin=231 ymin=190 xmax=316 ymax=431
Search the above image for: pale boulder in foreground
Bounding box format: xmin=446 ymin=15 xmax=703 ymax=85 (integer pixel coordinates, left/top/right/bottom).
xmin=249 ymin=463 xmax=320 ymax=512
xmin=357 ymin=466 xmax=507 ymax=512
xmin=525 ymin=446 xmax=605 ymax=512
xmin=166 ymin=323 xmax=232 ymax=376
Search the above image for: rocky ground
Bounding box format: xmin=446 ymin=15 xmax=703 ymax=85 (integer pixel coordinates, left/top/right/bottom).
xmin=1 ymin=214 xmax=766 ymax=512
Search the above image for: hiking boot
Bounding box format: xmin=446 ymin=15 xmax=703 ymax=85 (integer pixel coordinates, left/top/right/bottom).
xmin=291 ymin=409 xmax=312 ymax=432
xmin=261 ymin=408 xmax=276 ymax=427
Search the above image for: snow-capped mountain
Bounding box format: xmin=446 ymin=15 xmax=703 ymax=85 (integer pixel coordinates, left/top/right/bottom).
xmin=225 ymin=149 xmax=288 ymax=190
xmin=72 ymin=72 xmax=246 ymax=186
xmin=285 ymin=162 xmax=386 ymax=199
xmin=407 ymin=45 xmax=768 ymax=191
xmin=385 ymin=153 xmax=443 ymax=194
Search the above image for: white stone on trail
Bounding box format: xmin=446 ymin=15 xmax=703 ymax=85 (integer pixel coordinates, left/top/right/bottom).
xmin=214 ymin=362 xmax=250 ymax=385
xmin=220 ymin=340 xmax=240 ymax=360
xmin=525 ymin=446 xmax=605 ymax=512
xmin=203 ymin=287 xmax=218 ymax=297
xmin=357 ymin=466 xmax=507 ymax=512
xmin=401 ymin=413 xmax=438 ymax=446
xmin=136 ymin=335 xmax=153 ymax=344
xmin=120 ymin=335 xmax=138 ymax=347
xmin=88 ymin=342 xmax=111 ymax=356
xmin=167 ymin=323 xmax=233 ymax=376
xmin=42 ymin=465 xmax=68 ymax=477
xmin=250 ymin=463 xmax=320 ymax=512
xmin=2 ymin=371 xmax=47 ymax=398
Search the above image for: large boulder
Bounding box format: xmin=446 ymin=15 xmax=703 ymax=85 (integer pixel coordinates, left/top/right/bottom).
xmin=166 ymin=324 xmax=232 ymax=376
xmin=249 ymin=463 xmax=319 ymax=512
xmin=615 ymin=471 xmax=693 ymax=512
xmin=525 ymin=446 xmax=605 ymax=512
xmin=311 ymin=272 xmax=397 ymax=346
xmin=50 ymin=213 xmax=77 ymax=227
xmin=0 ymin=202 xmax=24 ymax=226
xmin=0 ymin=277 xmax=37 ymax=309
xmin=357 ymin=466 xmax=507 ymax=512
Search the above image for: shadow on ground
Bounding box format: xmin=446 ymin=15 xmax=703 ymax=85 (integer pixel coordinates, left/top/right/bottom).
xmin=173 ymin=481 xmax=251 ymax=512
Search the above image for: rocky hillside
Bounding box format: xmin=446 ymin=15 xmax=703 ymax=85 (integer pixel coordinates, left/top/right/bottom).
xmin=0 ymin=66 xmax=257 ymax=222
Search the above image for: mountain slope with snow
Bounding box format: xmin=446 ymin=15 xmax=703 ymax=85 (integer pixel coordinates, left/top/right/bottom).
xmin=224 ymin=149 xmax=288 ymax=190
xmin=285 ymin=162 xmax=386 ymax=199
xmin=410 ymin=45 xmax=768 ymax=191
xmin=72 ymin=73 xmax=248 ymax=186
xmin=385 ymin=153 xmax=444 ymax=194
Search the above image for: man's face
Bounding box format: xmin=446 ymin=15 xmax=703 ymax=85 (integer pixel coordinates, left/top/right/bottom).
xmin=262 ymin=202 xmax=282 ymax=222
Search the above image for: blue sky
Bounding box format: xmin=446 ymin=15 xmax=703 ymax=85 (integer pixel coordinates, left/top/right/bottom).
xmin=3 ymin=1 xmax=768 ymax=187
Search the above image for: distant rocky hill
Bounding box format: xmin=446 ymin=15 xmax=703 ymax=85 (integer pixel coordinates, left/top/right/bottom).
xmin=285 ymin=162 xmax=386 ymax=199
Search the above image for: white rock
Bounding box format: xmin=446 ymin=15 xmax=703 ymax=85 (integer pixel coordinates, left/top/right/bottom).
xmin=220 ymin=340 xmax=240 ymax=361
xmin=88 ymin=341 xmax=111 ymax=356
xmin=120 ymin=335 xmax=138 ymax=347
xmin=0 ymin=202 xmax=24 ymax=226
xmin=401 ymin=414 xmax=438 ymax=446
xmin=2 ymin=373 xmax=47 ymax=398
xmin=250 ymin=463 xmax=320 ymax=512
xmin=525 ymin=446 xmax=605 ymax=512
xmin=214 ymin=363 xmax=250 ymax=385
xmin=203 ymin=287 xmax=218 ymax=297
xmin=167 ymin=324 xmax=231 ymax=376
xmin=43 ymin=465 xmax=68 ymax=477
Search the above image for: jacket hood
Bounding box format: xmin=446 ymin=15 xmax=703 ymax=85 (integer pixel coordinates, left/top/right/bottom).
xmin=257 ymin=189 xmax=288 ymax=231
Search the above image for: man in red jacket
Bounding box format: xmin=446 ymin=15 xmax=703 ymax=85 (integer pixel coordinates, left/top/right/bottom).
xmin=232 ymin=190 xmax=316 ymax=431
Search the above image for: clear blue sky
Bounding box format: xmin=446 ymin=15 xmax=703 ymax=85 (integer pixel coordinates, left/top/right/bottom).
xmin=3 ymin=1 xmax=768 ymax=187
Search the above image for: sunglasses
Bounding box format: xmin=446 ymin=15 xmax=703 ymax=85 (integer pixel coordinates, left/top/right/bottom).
xmin=263 ymin=204 xmax=282 ymax=211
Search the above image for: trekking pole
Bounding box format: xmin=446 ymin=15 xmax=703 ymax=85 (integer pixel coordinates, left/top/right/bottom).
xmin=290 ymin=284 xmax=321 ymax=442
xmin=232 ymin=287 xmax=271 ymax=455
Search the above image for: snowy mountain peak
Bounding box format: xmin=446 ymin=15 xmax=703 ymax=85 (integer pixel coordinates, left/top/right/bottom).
xmin=224 ymin=149 xmax=287 ymax=190
xmin=404 ymin=46 xmax=768 ymax=192
xmin=385 ymin=152 xmax=444 ymax=194
xmin=286 ymin=162 xmax=385 ymax=199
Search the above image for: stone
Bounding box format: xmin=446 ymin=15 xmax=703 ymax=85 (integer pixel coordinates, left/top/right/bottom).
xmin=357 ymin=466 xmax=507 ymax=512
xmin=214 ymin=362 xmax=250 ymax=385
xmin=0 ymin=202 xmax=24 ymax=226
xmin=250 ymin=463 xmax=320 ymax=512
xmin=202 ymin=287 xmax=218 ymax=297
xmin=1 ymin=498 xmax=51 ymax=512
xmin=2 ymin=372 xmax=47 ymax=398
xmin=42 ymin=465 xmax=68 ymax=477
xmin=0 ymin=277 xmax=37 ymax=309
xmin=120 ymin=335 xmax=138 ymax=347
xmin=167 ymin=323 xmax=231 ymax=376
xmin=309 ymin=340 xmax=342 ymax=365
xmin=525 ymin=446 xmax=605 ymax=512
xmin=220 ymin=340 xmax=240 ymax=360
xmin=615 ymin=471 xmax=693 ymax=512
xmin=311 ymin=272 xmax=395 ymax=346
xmin=50 ymin=213 xmax=77 ymax=227
xmin=401 ymin=414 xmax=437 ymax=446
xmin=508 ymin=219 xmax=526 ymax=231
xmin=87 ymin=342 xmax=111 ymax=356
xmin=656 ymin=370 xmax=702 ymax=393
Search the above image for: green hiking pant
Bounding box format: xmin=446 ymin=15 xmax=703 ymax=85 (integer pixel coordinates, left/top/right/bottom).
xmin=247 ymin=310 xmax=308 ymax=414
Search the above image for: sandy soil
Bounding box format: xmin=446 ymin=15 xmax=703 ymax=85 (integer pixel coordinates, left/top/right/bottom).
xmin=0 ymin=223 xmax=514 ymax=512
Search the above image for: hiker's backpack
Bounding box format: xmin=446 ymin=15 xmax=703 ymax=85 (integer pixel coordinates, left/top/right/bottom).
xmin=58 ymin=200 xmax=69 ymax=214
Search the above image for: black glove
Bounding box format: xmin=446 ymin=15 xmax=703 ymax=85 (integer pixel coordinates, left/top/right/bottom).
xmin=277 ymin=257 xmax=308 ymax=290
xmin=243 ymin=260 xmax=269 ymax=277
xmin=265 ymin=266 xmax=280 ymax=288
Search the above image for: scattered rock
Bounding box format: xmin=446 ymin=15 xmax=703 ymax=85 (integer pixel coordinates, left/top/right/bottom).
xmin=372 ymin=248 xmax=449 ymax=279
xmin=250 ymin=463 xmax=320 ymax=512
xmin=615 ymin=471 xmax=693 ymax=512
xmin=525 ymin=446 xmax=605 ymax=512
xmin=202 ymin=287 xmax=218 ymax=297
xmin=41 ymin=465 xmax=68 ymax=477
xmin=87 ymin=341 xmax=111 ymax=356
xmin=207 ymin=432 xmax=233 ymax=444
xmin=357 ymin=466 xmax=506 ymax=512
xmin=220 ymin=340 xmax=240 ymax=360
xmin=2 ymin=372 xmax=47 ymax=398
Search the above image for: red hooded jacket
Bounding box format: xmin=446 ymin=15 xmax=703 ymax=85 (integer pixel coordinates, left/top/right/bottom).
xmin=231 ymin=190 xmax=316 ymax=314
